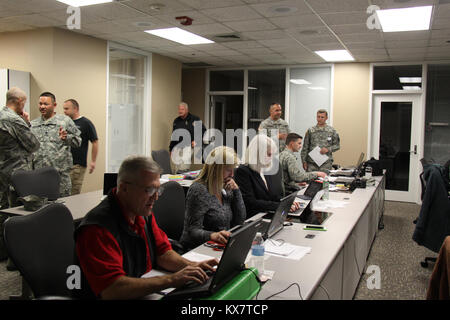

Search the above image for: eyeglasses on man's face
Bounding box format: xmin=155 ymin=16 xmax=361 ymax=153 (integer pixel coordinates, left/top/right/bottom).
xmin=124 ymin=181 xmax=163 ymax=197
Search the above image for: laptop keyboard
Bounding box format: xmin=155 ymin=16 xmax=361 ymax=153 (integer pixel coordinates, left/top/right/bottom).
xmin=178 ymin=269 xmax=215 ymax=290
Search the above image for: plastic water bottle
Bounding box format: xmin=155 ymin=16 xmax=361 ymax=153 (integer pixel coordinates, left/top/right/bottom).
xmin=251 ymin=232 xmax=265 ymax=277
xmin=365 ymin=164 xmax=373 ymax=178
xmin=322 ymin=176 xmax=329 ymax=200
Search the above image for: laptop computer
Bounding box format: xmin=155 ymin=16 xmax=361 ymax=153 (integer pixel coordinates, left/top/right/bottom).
xmin=290 ymin=180 xmax=324 ymax=217
xmin=331 ymin=152 xmax=365 ymax=177
xmin=298 ymin=190 xmax=333 ymax=225
xmin=260 ymin=192 xmax=296 ymax=240
xmin=163 ymin=218 xmax=262 ymax=300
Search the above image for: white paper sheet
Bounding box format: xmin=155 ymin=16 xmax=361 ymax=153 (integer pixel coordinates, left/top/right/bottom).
xmin=308 ymin=146 xmax=329 ymax=167
xmin=265 ymin=243 xmax=312 ymax=261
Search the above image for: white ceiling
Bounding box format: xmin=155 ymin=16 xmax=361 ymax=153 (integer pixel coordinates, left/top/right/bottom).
xmin=1 ymin=0 xmax=450 ymax=67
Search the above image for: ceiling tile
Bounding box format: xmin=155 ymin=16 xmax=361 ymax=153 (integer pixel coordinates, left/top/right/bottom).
xmin=238 ymin=47 xmax=276 ymax=55
xmin=83 ymin=2 xmax=147 ymax=20
xmin=222 ymin=40 xmax=264 ymax=49
xmin=155 ymin=11 xmax=216 ymax=25
xmin=224 ymin=18 xmax=277 ymax=32
xmin=339 ymin=32 xmax=384 ymax=43
xmin=241 ymin=29 xmax=289 ymax=40
xmin=305 ymin=42 xmax=345 ymax=51
xmin=385 ymin=39 xmax=429 ymax=48
xmin=249 ymin=0 xmax=312 ymax=17
xmin=181 ymin=23 xmax=235 ymax=36
xmin=270 ymin=14 xmax=324 ymax=29
xmin=178 ymin=0 xmax=245 ymax=10
xmin=124 ymin=0 xmax=194 ymax=15
xmin=201 ymin=5 xmax=263 ymax=22
xmin=382 ymin=30 xmax=431 ymax=41
xmin=307 ymin=0 xmax=370 ymax=13
xmin=331 ymin=23 xmax=379 ymax=35
xmin=320 ymin=11 xmax=368 ymax=26
xmin=435 ymin=3 xmax=450 ymax=18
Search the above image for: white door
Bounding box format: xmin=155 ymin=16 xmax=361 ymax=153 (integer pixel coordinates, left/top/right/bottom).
xmin=372 ymin=94 xmax=421 ymax=202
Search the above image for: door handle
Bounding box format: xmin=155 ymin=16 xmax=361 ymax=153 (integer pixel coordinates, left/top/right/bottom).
xmin=410 ymin=145 xmax=417 ymax=155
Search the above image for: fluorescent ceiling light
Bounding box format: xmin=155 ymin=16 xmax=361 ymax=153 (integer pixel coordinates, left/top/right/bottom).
xmin=403 ymin=86 xmax=421 ymax=90
xmin=399 ymin=77 xmax=422 ymax=83
xmin=145 ymin=27 xmax=214 ymax=45
xmin=248 ymin=86 xmax=258 ymax=90
xmin=376 ymin=6 xmax=432 ymax=32
xmin=315 ymin=50 xmax=354 ymax=62
xmin=289 ymin=79 xmax=311 ymax=85
xmin=308 ymin=86 xmax=326 ymax=90
xmin=56 ymin=0 xmax=113 ymax=7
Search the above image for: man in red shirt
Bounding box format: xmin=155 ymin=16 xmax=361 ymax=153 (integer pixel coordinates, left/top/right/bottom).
xmin=75 ymin=156 xmax=217 ymax=299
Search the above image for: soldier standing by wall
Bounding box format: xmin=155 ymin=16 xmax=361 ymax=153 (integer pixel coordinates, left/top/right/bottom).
xmin=0 ymin=87 xmax=40 ymax=209
xmin=301 ymin=109 xmax=340 ymax=172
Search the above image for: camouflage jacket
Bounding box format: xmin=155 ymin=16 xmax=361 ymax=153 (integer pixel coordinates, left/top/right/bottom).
xmin=301 ymin=124 xmax=340 ymax=165
xmin=0 ymin=106 xmax=40 ymax=189
xmin=31 ymin=114 xmax=81 ymax=174
xmin=280 ymin=148 xmax=317 ymax=193
xmin=258 ymin=117 xmax=291 ymax=151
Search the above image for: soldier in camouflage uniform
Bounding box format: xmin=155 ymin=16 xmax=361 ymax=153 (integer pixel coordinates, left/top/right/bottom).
xmin=258 ymin=102 xmax=291 ymax=151
xmin=31 ymin=92 xmax=81 ymax=197
xmin=0 ymin=87 xmax=40 ymax=209
xmin=280 ymin=133 xmax=326 ymax=195
xmin=301 ymin=109 xmax=340 ymax=172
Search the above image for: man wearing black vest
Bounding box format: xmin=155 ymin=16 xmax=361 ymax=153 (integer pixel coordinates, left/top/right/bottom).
xmin=75 ymin=156 xmax=217 ymax=299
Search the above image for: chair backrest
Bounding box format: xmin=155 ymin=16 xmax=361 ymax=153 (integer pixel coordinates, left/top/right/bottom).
xmin=151 ymin=149 xmax=172 ymax=175
xmin=3 ymin=203 xmax=75 ymax=298
xmin=11 ymin=167 xmax=60 ymax=200
xmin=265 ymin=165 xmax=284 ymax=199
xmin=152 ymin=181 xmax=185 ymax=241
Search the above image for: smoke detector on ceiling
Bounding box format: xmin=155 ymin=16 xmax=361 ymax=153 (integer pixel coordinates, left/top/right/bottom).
xmin=133 ymin=21 xmax=153 ymax=28
xmin=269 ymin=5 xmax=298 ymax=14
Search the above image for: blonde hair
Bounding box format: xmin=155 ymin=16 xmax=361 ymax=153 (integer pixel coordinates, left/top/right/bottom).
xmin=195 ymin=146 xmax=238 ymax=196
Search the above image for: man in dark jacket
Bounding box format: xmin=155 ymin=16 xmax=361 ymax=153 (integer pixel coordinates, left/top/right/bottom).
xmin=75 ymin=156 xmax=217 ymax=299
xmin=169 ymin=102 xmax=206 ymax=172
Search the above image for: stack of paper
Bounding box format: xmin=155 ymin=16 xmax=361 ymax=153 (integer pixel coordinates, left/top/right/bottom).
xmin=264 ymin=241 xmax=311 ymax=260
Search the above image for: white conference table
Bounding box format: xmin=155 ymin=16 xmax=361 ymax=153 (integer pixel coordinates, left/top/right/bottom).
xmin=189 ymin=175 xmax=385 ymax=300
xmin=0 ymin=189 xmax=103 ymax=222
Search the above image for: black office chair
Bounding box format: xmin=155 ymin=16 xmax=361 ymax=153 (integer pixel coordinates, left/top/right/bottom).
xmin=413 ymin=164 xmax=450 ymax=268
xmin=3 ymin=203 xmax=75 ymax=299
xmin=10 ymin=166 xmax=60 ymax=200
xmin=151 ymin=149 xmax=172 ymax=175
xmin=265 ymin=164 xmax=284 ymax=199
xmin=152 ymin=181 xmax=186 ymax=254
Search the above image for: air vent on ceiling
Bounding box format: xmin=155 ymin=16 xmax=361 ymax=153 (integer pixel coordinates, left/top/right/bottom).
xmin=183 ymin=62 xmax=214 ymax=67
xmin=212 ymin=33 xmax=242 ymax=42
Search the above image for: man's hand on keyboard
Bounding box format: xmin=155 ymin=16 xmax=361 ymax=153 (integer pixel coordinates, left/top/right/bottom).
xmin=192 ymin=258 xmax=219 ymax=273
xmin=170 ymin=265 xmax=210 ymax=287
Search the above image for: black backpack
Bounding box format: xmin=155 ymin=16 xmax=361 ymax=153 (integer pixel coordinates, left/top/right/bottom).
xmin=362 ymin=157 xmax=384 ymax=176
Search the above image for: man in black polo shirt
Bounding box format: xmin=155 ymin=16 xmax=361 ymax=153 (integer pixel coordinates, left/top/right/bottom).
xmin=63 ymin=99 xmax=98 ymax=195
xmin=169 ymin=102 xmax=206 ymax=172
